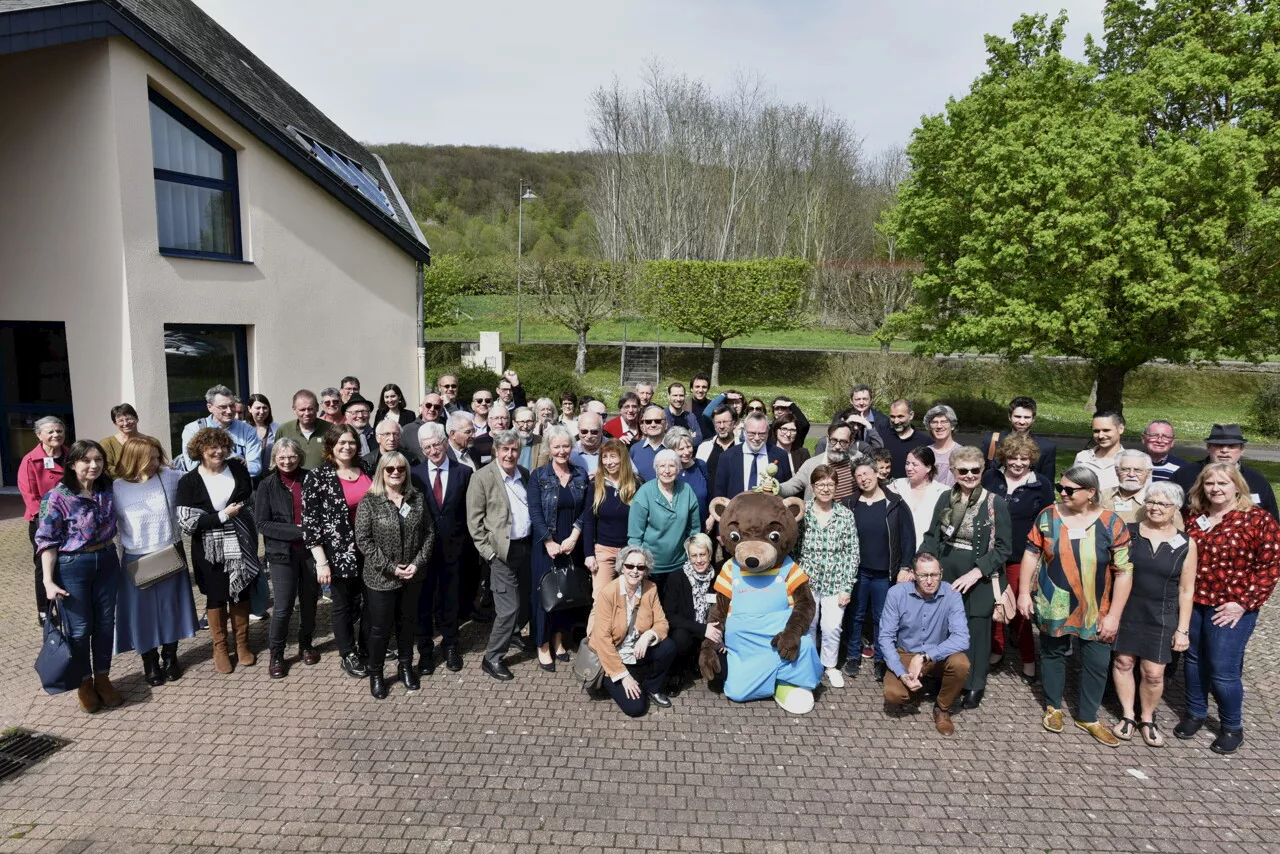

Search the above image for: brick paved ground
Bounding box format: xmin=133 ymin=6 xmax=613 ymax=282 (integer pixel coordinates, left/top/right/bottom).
xmin=0 ymin=517 xmax=1277 ymax=854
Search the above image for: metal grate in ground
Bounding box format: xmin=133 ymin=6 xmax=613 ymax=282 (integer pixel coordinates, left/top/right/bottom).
xmin=0 ymin=729 xmax=70 ymax=783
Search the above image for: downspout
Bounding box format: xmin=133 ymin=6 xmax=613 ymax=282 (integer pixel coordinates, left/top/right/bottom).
xmin=416 ymin=261 xmax=427 ymax=406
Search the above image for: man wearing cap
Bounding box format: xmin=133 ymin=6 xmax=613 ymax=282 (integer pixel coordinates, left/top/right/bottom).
xmin=342 ymin=394 xmax=376 ymax=457
xmin=1171 ymin=424 xmax=1278 ymax=520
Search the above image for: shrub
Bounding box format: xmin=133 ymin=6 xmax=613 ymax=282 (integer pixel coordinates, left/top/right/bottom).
xmin=820 ymin=352 xmax=944 ymax=415
xmin=512 ymin=362 xmax=586 ymax=403
xmin=937 ymin=395 xmax=1009 ymax=432
xmin=425 ymin=365 xmax=503 ymax=405
xmin=1248 ymin=377 xmax=1280 ymax=437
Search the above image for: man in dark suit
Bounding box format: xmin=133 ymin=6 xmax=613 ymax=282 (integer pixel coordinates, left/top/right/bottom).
xmin=713 ymin=412 xmax=793 ymax=500
xmin=437 ymin=373 xmax=470 ymax=417
xmin=363 ymin=419 xmax=419 ymax=471
xmin=979 ymin=396 xmax=1057 ymax=479
xmin=400 ymin=393 xmax=445 ymax=458
xmin=1171 ymin=423 xmax=1279 ymax=520
xmin=342 ymin=394 xmax=376 ymax=457
xmin=466 ymin=429 xmax=532 ymax=680
xmin=445 ymin=411 xmax=481 ymax=471
xmin=847 ymin=383 xmax=892 ymax=439
xmin=411 ymin=422 xmax=473 ymax=675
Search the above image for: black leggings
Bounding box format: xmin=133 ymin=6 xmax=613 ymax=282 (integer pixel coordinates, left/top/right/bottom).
xmin=366 ymin=583 xmax=422 ymax=670
xmin=329 ymin=574 xmax=367 ymax=659
xmin=268 ymin=550 xmax=319 ymax=654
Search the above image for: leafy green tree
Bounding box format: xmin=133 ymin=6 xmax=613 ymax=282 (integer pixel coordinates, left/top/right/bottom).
xmin=420 ymin=255 xmax=466 ymax=328
xmin=528 ymin=259 xmax=629 ymax=375
xmin=639 ymin=258 xmax=811 ymax=385
xmin=884 ymin=2 xmax=1280 ymax=413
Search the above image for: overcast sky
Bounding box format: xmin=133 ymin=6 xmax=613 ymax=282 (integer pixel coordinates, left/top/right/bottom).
xmin=192 ymin=0 xmax=1106 ymax=155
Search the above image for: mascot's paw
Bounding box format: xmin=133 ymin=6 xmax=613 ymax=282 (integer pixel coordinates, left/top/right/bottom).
xmin=698 ymin=647 xmax=722 ymax=681
xmin=772 ymin=632 xmax=800 ymax=662
xmin=774 ymin=684 xmax=814 ymax=715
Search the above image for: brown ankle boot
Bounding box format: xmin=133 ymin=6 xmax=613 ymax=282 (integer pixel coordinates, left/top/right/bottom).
xmin=229 ymin=601 xmax=256 ymax=666
xmin=94 ymin=673 xmax=122 ymax=708
xmin=208 ymin=605 xmax=233 ymax=673
xmin=77 ymin=678 xmax=101 ymax=713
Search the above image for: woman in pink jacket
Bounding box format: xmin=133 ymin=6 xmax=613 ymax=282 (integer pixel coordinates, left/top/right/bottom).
xmin=18 ymin=416 xmax=68 ymax=626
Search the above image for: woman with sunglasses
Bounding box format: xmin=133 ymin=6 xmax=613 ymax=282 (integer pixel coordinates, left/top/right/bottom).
xmin=1017 ymin=466 xmax=1134 ymax=747
xmin=587 ymin=544 xmax=676 ymax=716
xmin=355 ymin=453 xmax=435 ymax=699
xmin=918 ymin=446 xmax=1011 ymax=710
xmin=744 ymin=398 xmax=767 ymax=418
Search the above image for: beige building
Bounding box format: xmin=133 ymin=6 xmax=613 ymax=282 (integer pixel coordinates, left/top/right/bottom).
xmin=0 ymin=0 xmax=431 ymax=483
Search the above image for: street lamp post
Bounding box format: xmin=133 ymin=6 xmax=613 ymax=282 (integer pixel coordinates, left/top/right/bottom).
xmin=516 ymin=181 xmax=537 ymax=344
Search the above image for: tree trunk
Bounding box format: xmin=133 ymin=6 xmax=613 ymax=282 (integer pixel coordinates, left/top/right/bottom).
xmin=575 ymin=328 xmax=588 ymax=376
xmin=710 ymin=339 xmax=724 ymax=387
xmin=1093 ymin=363 xmax=1129 ymax=415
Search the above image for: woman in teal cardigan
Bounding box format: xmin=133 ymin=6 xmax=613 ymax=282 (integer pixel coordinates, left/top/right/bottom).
xmin=628 ymin=449 xmax=700 ymax=597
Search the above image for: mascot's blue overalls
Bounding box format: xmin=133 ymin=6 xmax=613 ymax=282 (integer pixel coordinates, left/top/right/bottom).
xmin=722 ymin=556 xmax=823 ymax=702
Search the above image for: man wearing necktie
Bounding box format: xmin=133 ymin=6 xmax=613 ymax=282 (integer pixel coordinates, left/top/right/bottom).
xmin=713 ymin=412 xmax=792 ymax=501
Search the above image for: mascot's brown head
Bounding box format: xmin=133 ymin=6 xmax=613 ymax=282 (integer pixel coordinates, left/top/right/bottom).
xmin=709 ymin=492 xmax=806 ymax=573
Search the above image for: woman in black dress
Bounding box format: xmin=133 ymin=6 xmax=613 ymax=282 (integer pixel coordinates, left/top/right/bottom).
xmin=1111 ymin=481 xmax=1196 ymax=747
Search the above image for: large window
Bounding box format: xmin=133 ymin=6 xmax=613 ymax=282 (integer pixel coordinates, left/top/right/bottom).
xmin=164 ymin=324 xmax=248 ymax=457
xmin=149 ymin=90 xmax=241 ymax=260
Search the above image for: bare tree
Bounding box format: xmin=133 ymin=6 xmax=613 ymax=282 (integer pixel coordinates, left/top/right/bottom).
xmin=527 ymin=259 xmax=628 ymax=375
xmin=814 ymin=260 xmax=921 ymax=347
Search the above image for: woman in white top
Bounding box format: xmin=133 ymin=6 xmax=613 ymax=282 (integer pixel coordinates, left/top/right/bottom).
xmin=112 ymin=436 xmax=199 ymax=687
xmin=890 ymin=446 xmax=950 ymax=550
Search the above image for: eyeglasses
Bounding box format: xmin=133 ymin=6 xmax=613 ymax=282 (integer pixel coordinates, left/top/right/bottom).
xmin=579 ymin=429 xmax=600 ymax=435
xmin=1055 ymin=484 xmax=1088 ymax=497
xmin=384 ymin=465 xmax=406 ymax=473
xmin=440 ymin=383 xmax=457 ymax=389
xmin=813 ymin=482 xmax=836 ymax=490
xmin=473 ymin=397 xmax=492 ymax=404
xmin=1117 ymin=467 xmax=1147 ymax=476
xmin=954 ymin=466 xmax=982 ymax=476
xmin=1145 ymin=500 xmax=1176 ymax=509
xmin=747 ymin=405 xmax=765 ymax=412
xmin=1143 ymin=432 xmax=1174 ymax=441
xmin=322 ymin=400 xmax=340 ymax=407
xmin=827 ymin=438 xmax=851 ymax=447
xmin=423 ymin=403 xmax=441 ymax=409
xmin=915 ymin=572 xmax=942 ymax=580
xmin=622 ymin=562 xmax=648 ymax=571
xmin=641 ymin=418 xmax=664 ymax=425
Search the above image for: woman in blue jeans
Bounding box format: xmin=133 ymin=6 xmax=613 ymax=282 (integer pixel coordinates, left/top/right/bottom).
xmin=1180 ymin=463 xmax=1280 ymax=754
xmin=843 ymin=462 xmax=915 ymax=681
xmin=35 ymin=440 xmax=123 ymax=714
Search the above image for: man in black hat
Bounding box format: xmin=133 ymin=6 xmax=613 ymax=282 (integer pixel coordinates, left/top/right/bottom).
xmin=1171 ymin=424 xmax=1278 ymax=520
xmin=342 ymin=394 xmax=376 ymax=457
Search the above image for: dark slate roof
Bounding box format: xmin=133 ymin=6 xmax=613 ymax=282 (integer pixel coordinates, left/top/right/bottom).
xmin=0 ymin=0 xmax=429 ymax=261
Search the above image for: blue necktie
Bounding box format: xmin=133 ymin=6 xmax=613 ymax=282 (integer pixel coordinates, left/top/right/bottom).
xmin=748 ymin=452 xmax=759 ymax=491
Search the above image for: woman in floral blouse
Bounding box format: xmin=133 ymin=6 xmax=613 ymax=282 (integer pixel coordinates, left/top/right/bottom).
xmin=1177 ymin=463 xmax=1280 ymax=755
xmin=793 ymin=465 xmax=859 ymax=688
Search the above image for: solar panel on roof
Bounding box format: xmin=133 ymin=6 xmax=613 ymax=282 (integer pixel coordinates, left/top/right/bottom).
xmin=301 ymin=136 xmax=397 ymax=220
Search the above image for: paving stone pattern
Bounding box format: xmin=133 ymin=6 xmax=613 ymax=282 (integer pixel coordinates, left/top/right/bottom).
xmin=0 ymin=518 xmax=1277 ymax=853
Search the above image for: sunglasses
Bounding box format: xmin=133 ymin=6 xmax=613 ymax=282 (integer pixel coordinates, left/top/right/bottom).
xmin=579 ymin=429 xmax=601 ymax=435
xmin=954 ymin=467 xmax=982 ymax=476
xmin=322 ymin=400 xmax=339 ymax=407
xmin=1054 ymin=484 xmax=1088 ymax=497
xmin=747 ymin=405 xmax=765 ymax=412
xmin=440 ymin=383 xmax=457 ymax=389
xmin=423 ymin=403 xmax=441 ymax=409
xmin=641 ymin=418 xmax=664 ymax=425
xmin=383 ymin=465 xmax=406 ymax=473
xmin=622 ymin=562 xmax=648 ymax=571
xmin=473 ymin=397 xmax=492 ymax=404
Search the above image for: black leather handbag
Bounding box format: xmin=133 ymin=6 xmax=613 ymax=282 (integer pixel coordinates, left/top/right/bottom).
xmin=538 ymin=555 xmax=592 ymax=612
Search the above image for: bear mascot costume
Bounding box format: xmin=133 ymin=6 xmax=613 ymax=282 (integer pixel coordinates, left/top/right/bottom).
xmin=699 ymin=490 xmax=823 ymax=714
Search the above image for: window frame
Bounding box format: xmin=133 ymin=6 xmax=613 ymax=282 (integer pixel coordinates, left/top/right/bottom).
xmin=148 ymin=89 xmax=243 ymax=261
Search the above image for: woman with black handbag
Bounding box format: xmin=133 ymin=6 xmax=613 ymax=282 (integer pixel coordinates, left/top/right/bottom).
xmin=527 ymin=424 xmax=590 ymax=671
xmin=176 ymin=428 xmax=261 ymax=675
xmin=112 ymin=436 xmax=198 ymax=687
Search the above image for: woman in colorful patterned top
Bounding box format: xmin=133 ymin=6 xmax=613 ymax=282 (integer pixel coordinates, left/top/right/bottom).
xmin=790 ymin=465 xmax=859 ymax=689
xmin=1176 ymin=463 xmax=1280 ymax=755
xmin=1017 ymin=465 xmax=1133 ymax=747
xmin=34 ymin=439 xmax=122 ymax=714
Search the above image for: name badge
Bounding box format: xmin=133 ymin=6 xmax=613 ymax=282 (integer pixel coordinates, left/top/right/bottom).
xmin=1251 ymin=493 xmax=1262 ymax=504
xmin=1195 ymin=515 xmax=1211 ymax=531
xmin=1168 ymin=534 xmax=1187 ymax=549
xmin=1112 ymin=499 xmax=1133 ymax=512
xmin=705 ymin=593 xmax=718 ymax=604
xmin=943 ymin=525 xmax=955 ymax=538
xmin=42 ymin=457 xmax=55 ymax=470
xmin=399 ymin=502 xmax=412 ymax=518
xmin=1067 ymin=527 xmax=1086 ymax=540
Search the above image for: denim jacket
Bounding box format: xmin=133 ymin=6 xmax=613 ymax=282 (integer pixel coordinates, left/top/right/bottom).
xmin=527 ymin=462 xmax=589 ymax=543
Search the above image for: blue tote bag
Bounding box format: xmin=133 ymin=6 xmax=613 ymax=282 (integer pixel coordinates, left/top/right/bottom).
xmin=34 ymin=601 xmax=81 ymax=694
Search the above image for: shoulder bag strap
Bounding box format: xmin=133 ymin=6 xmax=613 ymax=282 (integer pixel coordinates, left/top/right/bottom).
xmin=987 ymin=431 xmax=1000 ymax=462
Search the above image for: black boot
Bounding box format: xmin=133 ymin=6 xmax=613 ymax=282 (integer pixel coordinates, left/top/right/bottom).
xmin=398 ymin=661 xmax=420 ymax=692
xmin=369 ymin=667 xmax=388 ymax=700
xmin=160 ymin=642 xmax=183 ymax=681
xmin=141 ymin=649 xmax=165 ymax=687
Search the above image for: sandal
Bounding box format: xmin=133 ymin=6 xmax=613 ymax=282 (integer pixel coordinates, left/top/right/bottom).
xmin=1112 ymin=717 xmax=1136 ymax=741
xmin=1138 ymin=720 xmax=1165 ymax=748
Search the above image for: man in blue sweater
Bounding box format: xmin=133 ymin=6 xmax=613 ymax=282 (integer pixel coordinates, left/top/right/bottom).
xmin=878 ymin=553 xmax=971 ymax=736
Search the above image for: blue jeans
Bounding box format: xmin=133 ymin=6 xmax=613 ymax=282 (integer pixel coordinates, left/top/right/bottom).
xmin=845 ymin=572 xmax=890 ymax=662
xmin=1184 ymin=603 xmax=1258 ymax=730
xmin=55 ymin=550 xmax=121 ymax=678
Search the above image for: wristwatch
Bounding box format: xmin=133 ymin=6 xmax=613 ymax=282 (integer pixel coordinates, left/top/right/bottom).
xmin=920 ymin=653 xmax=933 ymax=665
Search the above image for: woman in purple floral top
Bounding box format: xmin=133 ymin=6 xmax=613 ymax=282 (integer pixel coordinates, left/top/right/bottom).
xmin=34 ymin=440 xmax=123 ymax=714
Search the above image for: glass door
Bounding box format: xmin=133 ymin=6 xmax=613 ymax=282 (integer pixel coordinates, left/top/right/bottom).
xmin=164 ymin=324 xmax=249 ymax=457
xmin=0 ymin=322 xmax=75 ymax=486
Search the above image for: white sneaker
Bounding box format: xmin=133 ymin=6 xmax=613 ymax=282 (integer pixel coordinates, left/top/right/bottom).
xmin=825 ymin=668 xmax=845 ymax=689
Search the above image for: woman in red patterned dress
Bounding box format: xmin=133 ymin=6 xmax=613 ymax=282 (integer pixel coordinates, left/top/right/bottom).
xmin=1177 ymin=463 xmax=1280 ymax=754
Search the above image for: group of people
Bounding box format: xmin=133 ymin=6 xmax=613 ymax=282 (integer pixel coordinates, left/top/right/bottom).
xmin=18 ymin=372 xmax=1279 ymax=755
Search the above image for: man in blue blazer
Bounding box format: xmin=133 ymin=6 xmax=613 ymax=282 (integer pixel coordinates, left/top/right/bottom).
xmin=411 ymin=422 xmax=473 ymax=676
xmin=713 ymin=412 xmax=793 ymax=500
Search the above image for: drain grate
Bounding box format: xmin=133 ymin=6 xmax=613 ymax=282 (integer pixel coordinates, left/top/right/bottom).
xmin=0 ymin=729 xmax=71 ymax=783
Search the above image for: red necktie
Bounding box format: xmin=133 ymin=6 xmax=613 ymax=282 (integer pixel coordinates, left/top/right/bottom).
xmin=433 ymin=469 xmax=444 ymax=505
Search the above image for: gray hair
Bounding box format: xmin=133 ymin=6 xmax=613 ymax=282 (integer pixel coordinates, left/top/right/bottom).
xmin=419 ymin=422 xmax=447 ymax=447
xmin=616 ymin=544 xmax=654 ymax=573
xmin=205 ymin=384 xmax=235 ymax=404
xmin=271 ymin=437 xmax=305 ymax=467
xmin=663 ymin=427 xmax=694 ymax=451
xmin=513 ymin=406 xmax=534 ymax=422
xmin=1146 ymin=481 xmax=1185 ymax=508
xmin=33 ymin=415 xmax=65 ymax=434
xmin=924 ymin=404 xmax=958 ymax=428
xmin=490 ymin=403 xmax=509 ymax=420
xmin=368 ymin=451 xmax=416 ymax=498
xmin=653 ymin=448 xmax=681 ymax=471
xmin=446 ymin=411 xmax=474 ymax=434
xmin=1062 ymin=465 xmax=1102 ymax=504
xmin=375 ymin=419 xmax=402 ymax=437
xmin=543 ymin=424 xmax=573 ymax=447
xmin=319 ymin=386 xmax=340 ymax=400
xmin=491 ymin=429 xmax=520 ymax=450
xmin=535 ymin=397 xmax=557 ymax=418
xmin=1116 ymin=449 xmax=1152 ymax=470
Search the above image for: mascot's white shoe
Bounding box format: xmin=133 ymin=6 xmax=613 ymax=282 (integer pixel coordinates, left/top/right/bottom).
xmin=774 ymin=684 xmax=814 ymax=715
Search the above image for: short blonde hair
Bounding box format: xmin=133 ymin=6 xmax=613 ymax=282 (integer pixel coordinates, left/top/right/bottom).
xmin=685 ymin=533 xmax=714 ymax=557
xmin=367 ymin=452 xmax=417 ymax=499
